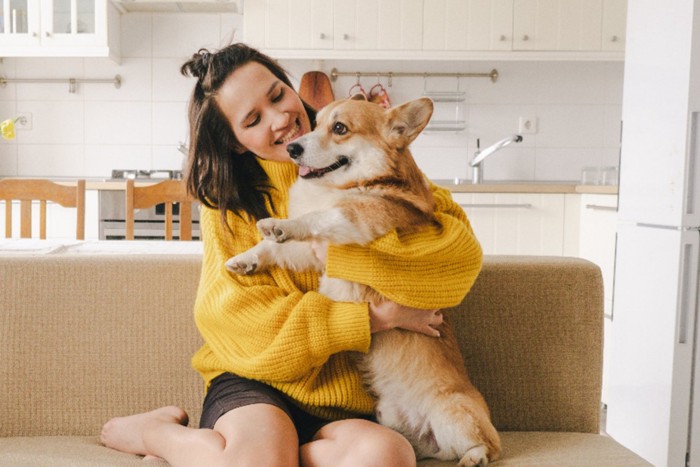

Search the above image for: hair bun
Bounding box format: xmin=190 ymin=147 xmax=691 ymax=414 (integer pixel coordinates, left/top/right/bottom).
xmin=181 ymin=48 xmax=212 ymax=80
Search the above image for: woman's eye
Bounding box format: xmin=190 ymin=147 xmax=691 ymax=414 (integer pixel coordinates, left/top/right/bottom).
xmin=332 ymin=122 xmax=348 ymax=135
xmin=272 ymin=88 xmax=284 ymax=103
xmin=246 ymin=115 xmax=260 ymax=128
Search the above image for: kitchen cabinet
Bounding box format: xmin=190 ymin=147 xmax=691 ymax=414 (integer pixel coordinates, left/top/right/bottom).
xmin=243 ymin=0 xmax=625 ymax=59
xmin=0 ymin=0 xmax=120 ymax=59
xmin=576 ymin=193 xmax=617 ymax=405
xmin=453 ymin=192 xmax=567 ymax=255
xmin=243 ymin=0 xmax=422 ymax=52
xmin=422 ymin=0 xmax=512 ymax=51
xmin=513 ymin=0 xmax=602 ymax=51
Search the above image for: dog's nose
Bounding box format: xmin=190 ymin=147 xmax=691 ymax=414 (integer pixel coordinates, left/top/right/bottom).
xmin=287 ymin=142 xmax=304 ymax=159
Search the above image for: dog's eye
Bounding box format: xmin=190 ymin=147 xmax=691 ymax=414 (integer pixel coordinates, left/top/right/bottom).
xmin=332 ymin=122 xmax=348 ymax=135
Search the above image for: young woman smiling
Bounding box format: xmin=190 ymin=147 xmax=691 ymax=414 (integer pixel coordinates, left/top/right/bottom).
xmin=100 ymin=43 xmax=483 ymax=467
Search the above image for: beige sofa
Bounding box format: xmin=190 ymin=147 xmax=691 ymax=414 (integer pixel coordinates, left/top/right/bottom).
xmin=0 ymin=252 xmax=650 ymax=466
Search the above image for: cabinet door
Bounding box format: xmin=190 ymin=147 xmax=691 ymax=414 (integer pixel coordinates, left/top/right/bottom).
xmin=41 ymin=0 xmax=106 ymax=47
xmin=423 ymin=0 xmax=513 ymax=51
xmin=601 ymin=0 xmax=626 ymax=51
xmin=378 ymin=0 xmax=423 ymax=50
xmin=247 ymin=0 xmax=333 ymax=50
xmin=513 ymin=0 xmax=603 ymax=51
xmin=453 ymin=193 xmax=566 ymax=255
xmin=0 ymin=0 xmax=41 ymax=46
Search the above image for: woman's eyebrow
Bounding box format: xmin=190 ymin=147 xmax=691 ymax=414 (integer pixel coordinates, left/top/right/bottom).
xmin=240 ymin=81 xmax=280 ymax=126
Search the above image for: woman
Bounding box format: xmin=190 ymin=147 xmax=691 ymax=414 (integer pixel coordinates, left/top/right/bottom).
xmin=101 ymin=43 xmax=483 ymax=467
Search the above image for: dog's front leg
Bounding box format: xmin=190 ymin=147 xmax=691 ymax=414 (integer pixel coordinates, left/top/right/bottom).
xmin=258 ymin=209 xmax=373 ymax=245
xmin=226 ymin=240 xmax=322 ymax=275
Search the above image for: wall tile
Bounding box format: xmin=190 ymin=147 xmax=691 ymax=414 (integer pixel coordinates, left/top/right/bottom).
xmin=16 ymin=101 xmax=84 ymax=144
xmin=153 ymin=58 xmax=194 ymax=102
xmin=152 ymin=101 xmax=188 ymax=145
xmin=84 ymin=144 xmax=152 ymax=177
xmin=84 ymin=57 xmax=152 ymax=101
xmin=120 ymin=13 xmax=152 ymax=58
xmin=18 ymin=144 xmax=85 ymax=177
xmin=15 ymin=58 xmax=85 ymax=101
xmin=153 ymin=13 xmax=221 ymax=58
xmin=0 ymin=143 xmax=18 ymax=176
xmin=84 ymin=101 xmax=151 ymax=145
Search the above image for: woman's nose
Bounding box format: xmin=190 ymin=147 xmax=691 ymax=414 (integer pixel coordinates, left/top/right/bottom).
xmin=270 ymin=109 xmax=290 ymax=131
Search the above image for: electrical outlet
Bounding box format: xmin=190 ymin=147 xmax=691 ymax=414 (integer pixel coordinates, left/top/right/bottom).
xmin=16 ymin=112 xmax=32 ymax=130
xmin=518 ymin=116 xmax=537 ymax=134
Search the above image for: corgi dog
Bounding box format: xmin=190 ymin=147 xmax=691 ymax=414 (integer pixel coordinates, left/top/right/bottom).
xmin=226 ymin=96 xmax=501 ymax=466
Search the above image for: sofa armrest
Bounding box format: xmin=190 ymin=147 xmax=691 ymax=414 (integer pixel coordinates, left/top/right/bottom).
xmin=448 ymin=255 xmax=604 ymax=434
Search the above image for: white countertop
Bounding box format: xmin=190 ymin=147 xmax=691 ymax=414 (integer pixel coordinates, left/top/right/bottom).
xmin=0 ymin=239 xmax=203 ymax=256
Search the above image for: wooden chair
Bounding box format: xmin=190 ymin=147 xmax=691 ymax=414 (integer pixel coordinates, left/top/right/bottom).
xmin=0 ymin=179 xmax=86 ymax=240
xmin=125 ymin=179 xmax=195 ymax=241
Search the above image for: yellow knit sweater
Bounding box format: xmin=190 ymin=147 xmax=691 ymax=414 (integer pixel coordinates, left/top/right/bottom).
xmin=191 ymin=159 xmax=483 ymax=420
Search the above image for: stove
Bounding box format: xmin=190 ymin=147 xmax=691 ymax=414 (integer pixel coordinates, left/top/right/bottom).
xmin=99 ymin=169 xmax=200 ymax=240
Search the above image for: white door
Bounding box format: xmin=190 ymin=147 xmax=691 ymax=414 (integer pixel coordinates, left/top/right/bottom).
xmin=607 ymin=223 xmax=698 ymax=467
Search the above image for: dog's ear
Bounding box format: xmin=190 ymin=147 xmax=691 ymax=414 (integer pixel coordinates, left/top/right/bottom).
xmin=385 ymin=98 xmax=434 ymax=147
xmin=350 ymin=93 xmax=367 ymax=101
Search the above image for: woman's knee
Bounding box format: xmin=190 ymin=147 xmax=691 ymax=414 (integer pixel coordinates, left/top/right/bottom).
xmin=322 ymin=419 xmax=416 ymax=467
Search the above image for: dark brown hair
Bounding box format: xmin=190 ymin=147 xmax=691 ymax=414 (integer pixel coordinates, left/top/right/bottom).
xmin=180 ymin=43 xmax=316 ymax=225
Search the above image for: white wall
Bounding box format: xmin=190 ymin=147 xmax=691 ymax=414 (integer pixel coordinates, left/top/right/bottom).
xmin=0 ymin=12 xmax=623 ymax=182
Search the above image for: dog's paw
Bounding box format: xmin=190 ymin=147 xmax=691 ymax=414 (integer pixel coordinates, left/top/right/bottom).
xmin=225 ymin=253 xmax=259 ymax=275
xmin=458 ymin=445 xmax=489 ymax=467
xmin=257 ymin=218 xmax=290 ymax=243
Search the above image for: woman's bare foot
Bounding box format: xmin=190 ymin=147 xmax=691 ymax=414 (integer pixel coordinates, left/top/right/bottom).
xmin=100 ymin=406 xmax=188 ymax=456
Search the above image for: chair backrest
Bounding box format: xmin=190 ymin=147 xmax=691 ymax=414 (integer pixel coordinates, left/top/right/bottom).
xmin=0 ymin=179 xmax=86 ymax=240
xmin=125 ymin=179 xmax=195 ymax=241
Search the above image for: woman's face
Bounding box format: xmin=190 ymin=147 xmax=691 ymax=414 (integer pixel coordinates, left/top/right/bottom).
xmin=216 ymin=62 xmax=311 ymax=162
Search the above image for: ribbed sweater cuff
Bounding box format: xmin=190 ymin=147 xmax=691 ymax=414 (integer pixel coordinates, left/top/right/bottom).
xmin=324 ymin=301 xmax=371 ymax=355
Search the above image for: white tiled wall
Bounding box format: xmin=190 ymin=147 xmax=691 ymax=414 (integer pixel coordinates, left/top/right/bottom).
xmin=0 ymin=13 xmax=623 ymax=183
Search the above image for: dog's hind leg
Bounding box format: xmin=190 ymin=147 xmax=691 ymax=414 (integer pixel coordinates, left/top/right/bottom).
xmin=426 ymin=394 xmax=501 ymax=467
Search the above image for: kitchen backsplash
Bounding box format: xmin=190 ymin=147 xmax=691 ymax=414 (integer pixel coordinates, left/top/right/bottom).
xmin=0 ymin=13 xmax=623 ymax=182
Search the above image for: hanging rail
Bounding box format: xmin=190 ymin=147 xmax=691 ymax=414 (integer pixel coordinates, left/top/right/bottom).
xmin=0 ymin=74 xmax=122 ymax=93
xmin=329 ymin=68 xmax=498 ymax=85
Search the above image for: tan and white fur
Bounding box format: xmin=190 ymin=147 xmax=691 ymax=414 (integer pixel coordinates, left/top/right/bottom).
xmin=226 ymin=96 xmax=501 ymax=466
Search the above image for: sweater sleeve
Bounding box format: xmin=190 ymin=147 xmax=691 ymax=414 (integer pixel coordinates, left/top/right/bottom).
xmin=193 ymin=207 xmax=372 ymax=383
xmin=324 ymin=183 xmax=483 ymax=309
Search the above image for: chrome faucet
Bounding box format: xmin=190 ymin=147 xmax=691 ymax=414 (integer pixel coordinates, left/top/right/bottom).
xmin=470 ymin=135 xmax=523 ymax=184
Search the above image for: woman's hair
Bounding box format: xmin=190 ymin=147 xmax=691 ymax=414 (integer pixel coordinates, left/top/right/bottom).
xmin=180 ymin=43 xmax=316 ymax=225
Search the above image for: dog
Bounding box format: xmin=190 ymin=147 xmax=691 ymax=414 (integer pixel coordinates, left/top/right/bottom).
xmin=225 ymin=95 xmax=501 ymax=466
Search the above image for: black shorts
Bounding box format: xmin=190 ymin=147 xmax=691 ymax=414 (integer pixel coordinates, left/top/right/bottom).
xmin=199 ymin=372 xmax=336 ymax=445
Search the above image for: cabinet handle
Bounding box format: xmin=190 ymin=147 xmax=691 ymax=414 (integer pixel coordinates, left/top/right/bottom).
xmin=343 ymin=33 xmax=349 ymax=40
xmin=522 ymin=34 xmax=529 ymax=41
xmin=45 ymin=31 xmax=51 ymax=37
xmin=585 ymin=204 xmax=617 ymax=212
xmin=459 ymin=203 xmax=533 ymax=209
xmin=320 ymin=33 xmax=325 ymax=39
xmin=611 ymin=35 xmax=618 ymax=42
xmin=499 ymin=34 xmax=506 ymax=41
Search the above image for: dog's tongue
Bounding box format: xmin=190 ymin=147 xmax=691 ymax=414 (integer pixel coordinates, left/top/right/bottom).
xmin=298 ymin=165 xmax=312 ymax=177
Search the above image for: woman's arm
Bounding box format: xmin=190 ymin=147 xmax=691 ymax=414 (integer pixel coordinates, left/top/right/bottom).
xmin=324 ymin=183 xmax=483 ymax=309
xmin=194 ymin=207 xmax=372 ymax=383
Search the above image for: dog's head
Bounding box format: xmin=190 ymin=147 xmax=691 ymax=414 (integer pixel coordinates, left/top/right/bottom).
xmin=286 ymin=96 xmax=433 ymax=185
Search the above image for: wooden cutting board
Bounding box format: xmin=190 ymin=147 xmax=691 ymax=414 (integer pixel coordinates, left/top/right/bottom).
xmin=298 ymin=71 xmax=335 ymax=110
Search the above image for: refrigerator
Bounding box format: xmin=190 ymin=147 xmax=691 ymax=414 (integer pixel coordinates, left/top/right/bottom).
xmin=606 ymin=1 xmax=700 ymax=466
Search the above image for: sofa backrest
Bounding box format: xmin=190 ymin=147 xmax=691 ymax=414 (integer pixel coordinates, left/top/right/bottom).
xmin=0 ymin=254 xmax=602 ymax=437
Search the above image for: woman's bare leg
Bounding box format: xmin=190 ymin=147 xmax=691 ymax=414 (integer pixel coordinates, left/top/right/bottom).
xmin=300 ymin=419 xmax=416 ymax=467
xmin=101 ymin=404 xmax=299 ymax=467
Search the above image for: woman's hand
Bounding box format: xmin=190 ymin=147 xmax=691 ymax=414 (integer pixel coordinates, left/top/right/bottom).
xmin=369 ymin=299 xmax=443 ymax=337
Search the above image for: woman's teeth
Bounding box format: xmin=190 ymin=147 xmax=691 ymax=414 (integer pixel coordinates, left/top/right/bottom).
xmin=277 ymin=121 xmax=300 ymax=145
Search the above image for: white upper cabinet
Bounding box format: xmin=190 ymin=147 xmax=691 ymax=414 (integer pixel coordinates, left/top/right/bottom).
xmin=0 ymin=0 xmax=120 ymax=59
xmin=513 ymin=0 xmax=603 ymax=51
xmin=245 ymin=0 xmax=422 ymax=52
xmin=243 ymin=0 xmax=626 ymax=59
xmin=423 ymin=0 xmax=513 ymax=51
xmin=601 ymin=0 xmax=626 ymax=51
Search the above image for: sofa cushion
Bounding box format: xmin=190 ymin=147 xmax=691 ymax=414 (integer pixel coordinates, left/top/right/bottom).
xmin=0 ymin=432 xmax=651 ymax=466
